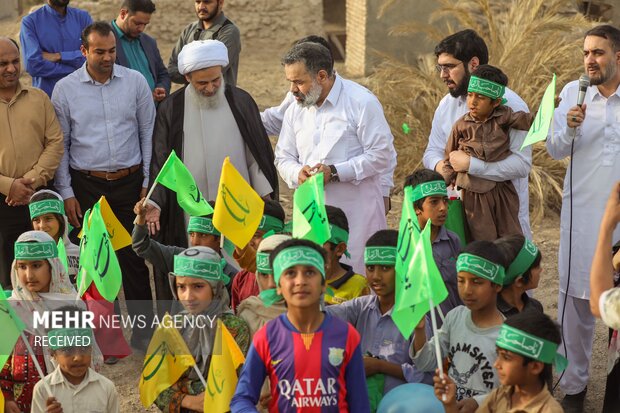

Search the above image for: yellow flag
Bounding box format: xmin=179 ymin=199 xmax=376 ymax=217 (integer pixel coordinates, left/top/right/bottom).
xmin=204 ymin=319 xmax=245 ymax=412
xmin=77 ymin=196 xmax=131 ymax=251
xmin=213 ymin=157 xmax=265 ymax=248
xmin=0 ymin=390 xmax=4 ymax=413
xmin=139 ymin=313 xmax=196 ymax=408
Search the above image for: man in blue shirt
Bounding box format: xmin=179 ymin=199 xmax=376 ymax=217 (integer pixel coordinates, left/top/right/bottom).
xmin=51 ymin=21 xmax=156 ymax=351
xmin=112 ymin=0 xmax=170 ymax=103
xmin=20 ymin=0 xmax=92 ymax=97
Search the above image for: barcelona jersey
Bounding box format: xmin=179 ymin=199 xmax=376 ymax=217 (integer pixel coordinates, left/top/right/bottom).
xmin=231 ymin=313 xmax=370 ymax=412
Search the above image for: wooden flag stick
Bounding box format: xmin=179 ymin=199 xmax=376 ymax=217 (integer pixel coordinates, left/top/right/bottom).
xmin=192 ymin=364 xmax=208 ymax=389
xmin=20 ymin=331 xmax=54 ymax=397
xmin=428 ymin=296 xmax=447 ymax=402
xmin=133 ymin=182 xmax=159 ymax=225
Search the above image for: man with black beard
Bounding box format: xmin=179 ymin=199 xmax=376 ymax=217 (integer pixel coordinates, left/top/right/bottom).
xmin=20 ymin=0 xmax=92 ymax=97
xmin=146 ymin=39 xmax=277 ymax=264
xmin=167 ymin=0 xmax=240 ymax=86
xmin=422 ymin=29 xmax=533 ymax=240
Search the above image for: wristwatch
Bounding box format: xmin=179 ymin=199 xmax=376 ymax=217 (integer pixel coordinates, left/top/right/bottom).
xmin=328 ymin=164 xmax=339 ymax=182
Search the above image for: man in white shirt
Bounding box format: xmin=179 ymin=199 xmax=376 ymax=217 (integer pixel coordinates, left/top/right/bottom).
xmin=275 ymin=42 xmax=396 ymax=273
xmin=548 ymin=24 xmax=620 ymax=413
xmin=422 ymin=29 xmax=532 ymax=239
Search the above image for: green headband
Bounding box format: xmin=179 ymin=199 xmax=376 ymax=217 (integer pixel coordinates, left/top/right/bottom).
xmin=47 ymin=328 xmax=93 ymax=350
xmin=468 ymin=75 xmax=506 ymax=101
xmin=328 ymin=224 xmax=351 ymax=258
xmin=364 ymin=246 xmax=397 ymax=266
xmin=258 ymin=215 xmax=284 ymax=233
xmin=172 ymin=255 xmax=229 ymax=284
xmin=410 ymin=181 xmax=447 ymax=203
xmin=256 ymin=252 xmax=272 ymax=274
xmin=29 ymin=200 xmax=65 ymax=219
xmin=504 ymin=239 xmax=539 ymax=285
xmin=187 ymin=216 xmax=220 ymax=236
xmin=273 ymin=246 xmax=325 ymax=285
xmin=496 ymin=324 xmax=568 ymax=372
xmin=456 ymin=253 xmax=505 ymax=285
xmin=14 ymin=241 xmax=58 ymax=260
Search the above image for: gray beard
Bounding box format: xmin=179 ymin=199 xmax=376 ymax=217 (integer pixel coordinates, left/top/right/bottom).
xmin=297 ymin=81 xmax=323 ymax=108
xmin=187 ymin=80 xmax=226 ymax=110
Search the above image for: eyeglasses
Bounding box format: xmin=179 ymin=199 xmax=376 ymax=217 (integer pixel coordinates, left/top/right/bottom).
xmin=435 ymin=62 xmax=463 ymax=73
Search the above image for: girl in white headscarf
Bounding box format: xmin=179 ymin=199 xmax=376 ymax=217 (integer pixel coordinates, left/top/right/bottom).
xmin=0 ymin=231 xmax=103 ymax=413
xmin=153 ymin=246 xmax=250 ymax=413
xmin=28 ymin=190 xmax=131 ymax=364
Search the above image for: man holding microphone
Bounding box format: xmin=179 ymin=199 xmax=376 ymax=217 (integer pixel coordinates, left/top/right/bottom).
xmin=547 ymin=24 xmax=620 ymax=413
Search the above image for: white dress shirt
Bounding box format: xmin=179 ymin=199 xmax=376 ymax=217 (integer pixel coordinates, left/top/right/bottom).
xmin=275 ymin=75 xmax=396 ymax=272
xmin=547 ymin=80 xmax=620 ymax=298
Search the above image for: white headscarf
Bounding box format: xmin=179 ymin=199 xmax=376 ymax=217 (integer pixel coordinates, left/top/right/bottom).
xmin=10 ymin=230 xmax=103 ymax=371
xmin=178 ymin=39 xmax=229 ymax=75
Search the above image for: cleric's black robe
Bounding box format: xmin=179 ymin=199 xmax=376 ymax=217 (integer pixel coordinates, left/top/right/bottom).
xmin=149 ymin=84 xmax=279 ymax=250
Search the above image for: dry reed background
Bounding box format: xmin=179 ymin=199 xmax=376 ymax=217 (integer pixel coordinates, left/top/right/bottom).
xmin=368 ymin=0 xmax=596 ymax=224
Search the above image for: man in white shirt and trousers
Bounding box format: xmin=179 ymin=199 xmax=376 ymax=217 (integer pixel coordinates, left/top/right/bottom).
xmin=275 ymin=41 xmax=396 ymax=274
xmin=423 ymin=29 xmax=532 ymax=241
xmin=548 ymin=24 xmax=620 ymax=413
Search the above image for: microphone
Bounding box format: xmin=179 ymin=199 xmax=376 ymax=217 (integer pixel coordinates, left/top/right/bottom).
xmin=577 ymin=74 xmax=590 ymax=107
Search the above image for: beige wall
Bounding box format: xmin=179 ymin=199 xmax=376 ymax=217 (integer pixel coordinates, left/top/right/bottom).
xmin=346 ymin=0 xmax=437 ymax=76
xmin=0 ymin=0 xmax=19 ymax=20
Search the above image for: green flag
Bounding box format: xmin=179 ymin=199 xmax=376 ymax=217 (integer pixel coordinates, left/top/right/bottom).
xmin=521 ymin=74 xmax=556 ymax=150
xmin=0 ymin=291 xmax=25 ymax=368
xmin=80 ymin=202 xmax=122 ymax=302
xmin=392 ymin=187 xmax=448 ymax=338
xmin=57 ymin=238 xmax=69 ymax=273
xmin=292 ymin=173 xmax=331 ymax=245
xmin=155 ymin=150 xmax=214 ymax=216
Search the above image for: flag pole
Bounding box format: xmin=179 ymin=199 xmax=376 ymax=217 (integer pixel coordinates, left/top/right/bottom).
xmin=428 ymin=296 xmax=447 ymax=402
xmin=192 ymin=364 xmax=208 ymax=389
xmin=133 ymin=181 xmax=159 ymax=225
xmin=20 ymin=332 xmax=54 ymax=397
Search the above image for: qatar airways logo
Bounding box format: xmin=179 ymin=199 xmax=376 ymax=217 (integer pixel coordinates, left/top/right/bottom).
xmin=278 ymin=378 xmax=338 ymax=407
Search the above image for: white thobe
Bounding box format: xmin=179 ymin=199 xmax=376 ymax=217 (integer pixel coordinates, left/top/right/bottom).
xmin=275 ymin=75 xmax=397 ymax=273
xmin=423 ymin=87 xmax=532 ymax=239
xmin=547 ymin=81 xmax=620 ymax=298
xmin=183 ymin=88 xmax=273 ymax=201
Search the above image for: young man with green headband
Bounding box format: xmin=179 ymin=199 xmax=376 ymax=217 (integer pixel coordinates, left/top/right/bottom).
xmin=441 ymin=64 xmax=534 ymax=241
xmin=405 ymin=168 xmax=462 ymax=326
xmin=323 ymin=205 xmax=369 ymax=305
xmin=435 ymin=310 xmax=565 ymax=412
xmin=231 ymin=239 xmax=370 ymax=412
xmin=411 ymin=240 xmax=506 ymax=412
xmin=326 ymin=229 xmax=432 ymax=409
xmin=495 ymin=235 xmax=544 ymax=318
xmin=31 ymin=306 xmax=119 ymax=413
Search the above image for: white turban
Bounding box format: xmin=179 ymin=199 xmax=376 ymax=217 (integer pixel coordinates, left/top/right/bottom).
xmin=178 ymin=39 xmax=229 ymax=75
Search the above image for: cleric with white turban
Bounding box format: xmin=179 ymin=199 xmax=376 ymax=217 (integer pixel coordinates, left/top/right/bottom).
xmin=177 ymin=39 xmax=229 ymax=75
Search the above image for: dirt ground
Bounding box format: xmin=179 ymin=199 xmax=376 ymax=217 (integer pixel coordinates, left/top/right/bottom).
xmin=0 ymin=1 xmax=610 ymax=411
